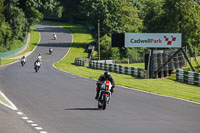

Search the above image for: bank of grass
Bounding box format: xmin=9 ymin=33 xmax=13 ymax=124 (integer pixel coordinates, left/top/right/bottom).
xmin=1 ymin=27 xmax=39 ymax=65
xmin=45 ymin=21 xmax=200 ymax=103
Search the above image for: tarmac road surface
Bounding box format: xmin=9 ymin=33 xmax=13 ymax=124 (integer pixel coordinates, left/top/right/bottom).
xmin=0 ymin=24 xmax=200 ymax=133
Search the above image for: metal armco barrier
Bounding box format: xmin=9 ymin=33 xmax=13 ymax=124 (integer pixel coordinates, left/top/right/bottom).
xmin=176 ymin=69 xmax=200 ymax=86
xmin=89 ymin=60 xmax=146 ymax=79
xmin=74 ymin=58 xmax=85 ymax=66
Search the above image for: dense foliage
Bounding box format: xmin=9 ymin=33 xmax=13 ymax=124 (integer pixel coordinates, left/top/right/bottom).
xmin=1 ymin=0 xmax=200 ymax=61
xmin=0 ymin=0 xmax=62 ymax=52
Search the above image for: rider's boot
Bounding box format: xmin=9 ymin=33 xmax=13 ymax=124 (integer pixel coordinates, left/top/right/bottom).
xmin=95 ymin=87 xmax=100 ymax=100
xmin=95 ymin=93 xmax=99 ymax=100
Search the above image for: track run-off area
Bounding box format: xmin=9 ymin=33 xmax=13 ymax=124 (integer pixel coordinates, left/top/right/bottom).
xmin=0 ymin=24 xmax=200 ymax=133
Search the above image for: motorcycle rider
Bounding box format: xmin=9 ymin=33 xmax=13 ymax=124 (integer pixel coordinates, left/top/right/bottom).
xmin=49 ymin=47 xmax=53 ymax=54
xmin=34 ymin=59 xmax=41 ymax=70
xmin=37 ymin=53 xmax=42 ymax=62
xmin=53 ymin=32 xmax=57 ymax=40
xmin=95 ymin=71 xmax=115 ymax=100
xmin=21 ymin=56 xmax=26 ymax=66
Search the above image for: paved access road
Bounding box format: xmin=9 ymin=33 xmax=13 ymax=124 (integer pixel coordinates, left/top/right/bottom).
xmin=0 ymin=24 xmax=200 ymax=133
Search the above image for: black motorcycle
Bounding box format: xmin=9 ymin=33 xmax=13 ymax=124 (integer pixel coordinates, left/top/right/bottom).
xmin=49 ymin=48 xmax=53 ymax=55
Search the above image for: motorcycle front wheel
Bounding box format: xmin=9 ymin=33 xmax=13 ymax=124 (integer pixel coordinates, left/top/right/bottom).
xmin=98 ymin=102 xmax=102 ymax=109
xmin=102 ymin=95 xmax=107 ymax=110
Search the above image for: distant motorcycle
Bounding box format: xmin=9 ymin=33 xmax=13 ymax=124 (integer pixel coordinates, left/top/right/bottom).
xmin=34 ymin=61 xmax=41 ymax=73
xmin=49 ymin=48 xmax=53 ymax=55
xmin=97 ymin=80 xmax=112 ymax=110
xmin=21 ymin=56 xmax=26 ymax=67
xmin=53 ymin=33 xmax=57 ymax=40
xmin=21 ymin=58 xmax=26 ymax=67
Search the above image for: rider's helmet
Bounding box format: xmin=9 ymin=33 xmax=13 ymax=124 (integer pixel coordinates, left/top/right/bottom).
xmin=22 ymin=56 xmax=25 ymax=58
xmin=104 ymin=71 xmax=110 ymax=79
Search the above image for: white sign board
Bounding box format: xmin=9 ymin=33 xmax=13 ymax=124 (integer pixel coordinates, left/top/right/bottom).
xmin=125 ymin=33 xmax=181 ymax=48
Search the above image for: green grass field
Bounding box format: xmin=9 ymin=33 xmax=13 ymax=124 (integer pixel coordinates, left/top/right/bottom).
xmin=40 ymin=21 xmax=200 ymax=103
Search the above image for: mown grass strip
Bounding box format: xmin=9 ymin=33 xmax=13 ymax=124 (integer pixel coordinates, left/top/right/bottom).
xmin=43 ymin=21 xmax=200 ymax=103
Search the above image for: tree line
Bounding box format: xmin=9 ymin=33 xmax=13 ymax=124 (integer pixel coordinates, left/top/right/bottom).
xmin=1 ymin=0 xmax=200 ymax=61
xmin=0 ymin=0 xmax=63 ymax=52
xmin=78 ymin=0 xmax=200 ymax=61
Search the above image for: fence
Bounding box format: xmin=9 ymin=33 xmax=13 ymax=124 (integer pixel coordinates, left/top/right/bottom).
xmin=89 ymin=60 xmax=146 ymax=79
xmin=176 ymin=69 xmax=200 ymax=86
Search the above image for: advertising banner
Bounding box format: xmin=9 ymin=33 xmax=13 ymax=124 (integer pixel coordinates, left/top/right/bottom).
xmin=125 ymin=33 xmax=181 ymax=48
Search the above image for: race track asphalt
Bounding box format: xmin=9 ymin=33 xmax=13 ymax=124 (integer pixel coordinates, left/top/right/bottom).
xmin=0 ymin=24 xmax=200 ymax=133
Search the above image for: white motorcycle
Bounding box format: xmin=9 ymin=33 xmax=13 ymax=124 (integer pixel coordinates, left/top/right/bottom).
xmin=53 ymin=33 xmax=57 ymax=40
xmin=97 ymin=80 xmax=112 ymax=110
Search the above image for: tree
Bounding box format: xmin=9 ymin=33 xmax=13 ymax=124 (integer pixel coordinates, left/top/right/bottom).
xmin=4 ymin=0 xmax=28 ymax=41
xmin=18 ymin=0 xmax=43 ymax=29
xmin=161 ymin=0 xmax=200 ymax=49
xmin=0 ymin=0 xmax=5 ymax=47
xmin=0 ymin=22 xmax=12 ymax=50
xmin=99 ymin=35 xmax=112 ymax=59
xmin=0 ymin=0 xmax=12 ymax=50
xmin=39 ymin=0 xmax=63 ymax=18
xmin=1 ymin=0 xmax=43 ymax=50
xmin=81 ymin=0 xmax=143 ymax=36
xmin=98 ymin=34 xmax=120 ymax=60
xmin=140 ymin=0 xmax=164 ymax=32
xmin=0 ymin=0 xmax=4 ymax=25
xmin=58 ymin=0 xmax=81 ymax=21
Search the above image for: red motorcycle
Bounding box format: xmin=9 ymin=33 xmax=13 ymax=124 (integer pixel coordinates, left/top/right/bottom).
xmin=97 ymin=80 xmax=112 ymax=110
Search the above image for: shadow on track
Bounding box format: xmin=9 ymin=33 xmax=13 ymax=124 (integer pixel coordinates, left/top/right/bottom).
xmin=64 ymin=107 xmax=100 ymax=111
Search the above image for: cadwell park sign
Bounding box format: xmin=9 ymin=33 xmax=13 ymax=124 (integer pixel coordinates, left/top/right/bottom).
xmin=124 ymin=33 xmax=182 ymax=48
